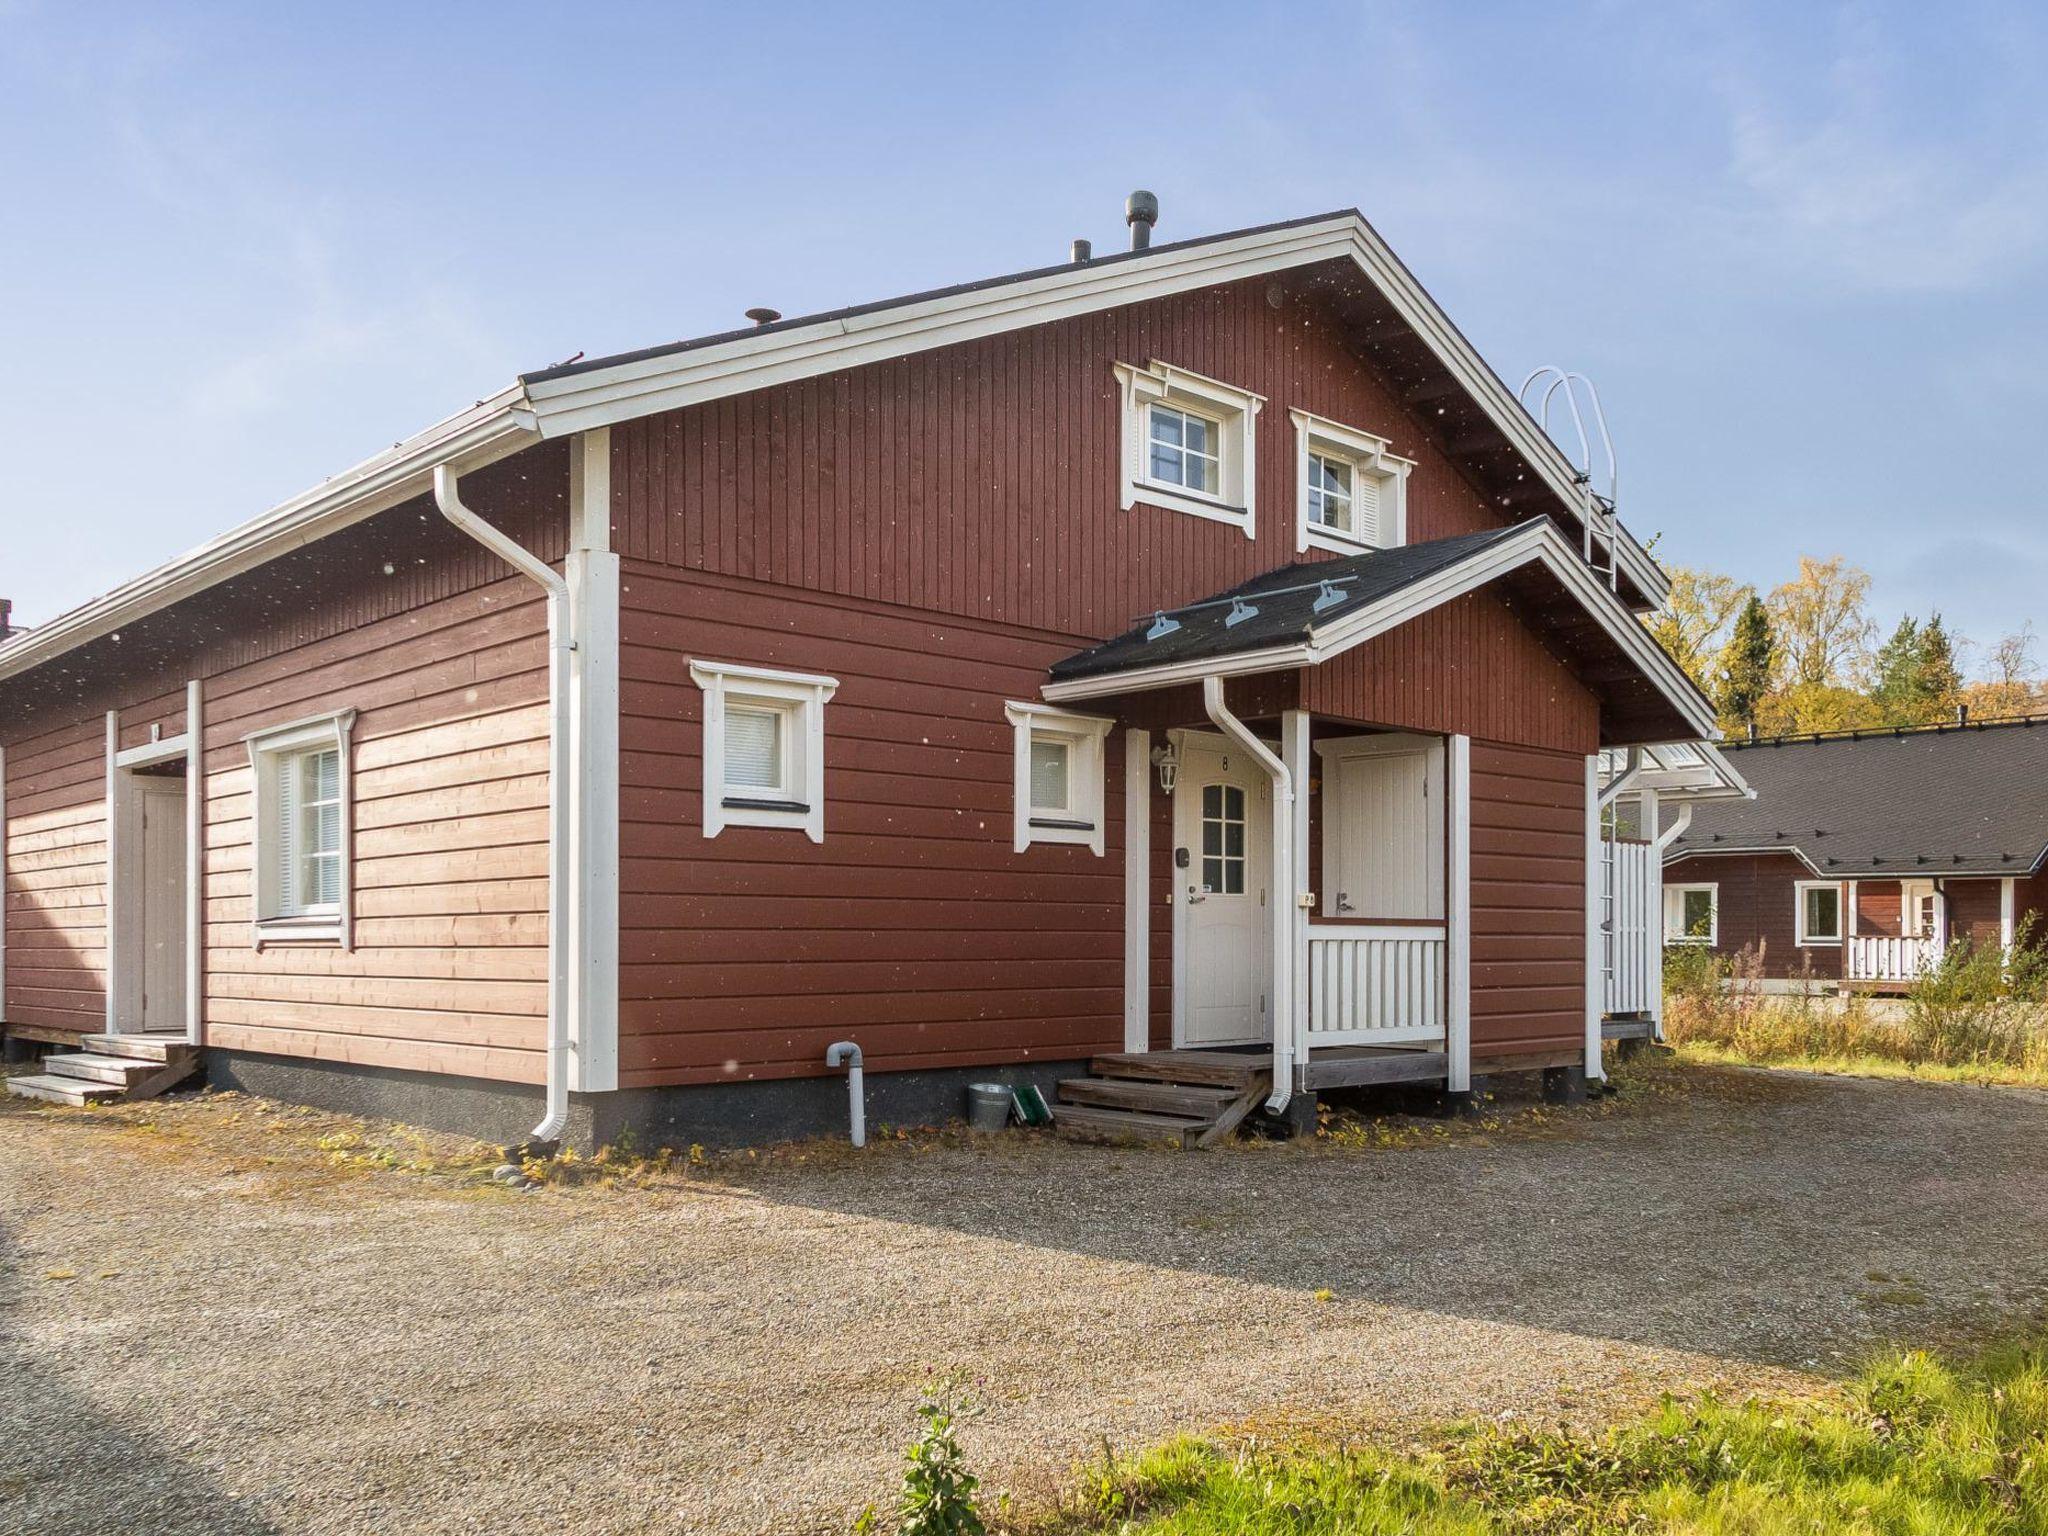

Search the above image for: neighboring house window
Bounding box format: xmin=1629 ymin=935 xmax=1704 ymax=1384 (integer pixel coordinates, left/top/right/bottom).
xmin=689 ymin=660 xmax=838 ymax=843
xmin=1796 ymin=881 xmax=1843 ymax=946
xmin=1004 ymin=702 xmax=1112 ymax=855
xmin=1113 ymin=360 xmax=1263 ymax=535
xmin=1663 ymin=882 xmax=1717 ymax=945
xmin=1289 ymin=408 xmax=1414 ymax=554
xmin=246 ymin=710 xmax=357 ymax=946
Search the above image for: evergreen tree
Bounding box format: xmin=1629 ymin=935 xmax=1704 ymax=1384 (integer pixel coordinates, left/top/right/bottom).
xmin=1918 ymin=613 xmax=1962 ymax=717
xmin=1717 ymin=595 xmax=1775 ymax=736
xmin=1870 ymin=616 xmax=1926 ymax=725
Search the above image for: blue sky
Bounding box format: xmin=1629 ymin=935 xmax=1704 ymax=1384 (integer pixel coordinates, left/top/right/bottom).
xmin=3 ymin=0 xmax=2044 ymax=664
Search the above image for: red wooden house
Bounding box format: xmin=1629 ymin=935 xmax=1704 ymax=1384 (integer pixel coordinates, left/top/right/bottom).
xmin=1 ymin=200 xmax=1716 ymax=1147
xmin=1662 ymin=716 xmax=2048 ymax=991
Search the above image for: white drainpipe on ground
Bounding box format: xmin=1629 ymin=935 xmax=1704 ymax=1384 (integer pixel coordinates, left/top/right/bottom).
xmin=432 ymin=464 xmax=576 ymax=1148
xmin=1201 ymin=677 xmax=1296 ymax=1114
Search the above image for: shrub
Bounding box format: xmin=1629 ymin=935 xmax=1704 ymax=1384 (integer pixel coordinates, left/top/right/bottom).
xmin=884 ymin=1395 xmax=986 ymax=1536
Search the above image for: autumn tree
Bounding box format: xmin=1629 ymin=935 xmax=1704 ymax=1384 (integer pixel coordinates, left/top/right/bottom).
xmin=1715 ymin=595 xmax=1775 ymax=736
xmin=1644 ymin=566 xmax=1752 ymax=695
xmin=1962 ymin=624 xmax=2043 ymax=719
xmin=1767 ymin=555 xmax=1875 ymax=690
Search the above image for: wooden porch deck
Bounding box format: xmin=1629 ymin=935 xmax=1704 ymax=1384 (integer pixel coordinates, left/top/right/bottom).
xmin=1097 ymin=1045 xmax=1452 ymax=1093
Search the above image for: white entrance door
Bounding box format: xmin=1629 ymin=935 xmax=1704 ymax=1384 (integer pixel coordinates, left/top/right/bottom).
xmin=1174 ymin=734 xmax=1270 ymax=1046
xmin=138 ymin=781 xmax=187 ymax=1034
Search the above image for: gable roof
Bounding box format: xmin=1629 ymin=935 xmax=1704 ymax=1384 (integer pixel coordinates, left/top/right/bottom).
xmin=1666 ymin=717 xmax=2048 ymax=878
xmin=1041 ymin=520 xmax=1717 ymax=745
xmin=0 ymin=208 xmax=1665 ymax=688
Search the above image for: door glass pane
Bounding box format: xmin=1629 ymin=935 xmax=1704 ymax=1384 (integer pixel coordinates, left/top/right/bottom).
xmin=1200 ymin=783 xmax=1247 ymax=896
xmin=725 ymin=706 xmax=784 ymax=791
xmin=1029 ymin=738 xmax=1070 ymax=812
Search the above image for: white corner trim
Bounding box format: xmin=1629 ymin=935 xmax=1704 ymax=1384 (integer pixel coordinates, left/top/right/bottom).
xmin=1123 ymin=727 xmax=1151 ymax=1052
xmin=245 ymin=709 xmax=358 ymax=949
xmin=1005 ymin=701 xmax=1113 ymax=855
xmin=185 ymin=679 xmax=204 ymax=1045
xmin=0 ymin=743 xmax=6 ymax=1027
xmin=689 ymin=659 xmax=838 ymax=844
xmin=1289 ymin=407 xmax=1414 ymax=556
xmin=1583 ymin=755 xmax=1604 ymax=1080
xmin=1113 ymin=359 xmax=1262 ymax=537
xmin=104 ymin=712 xmax=119 ymax=1033
xmin=569 ymin=427 xmax=613 ymax=554
xmin=1447 ymin=734 xmax=1472 ymax=1093
xmin=569 ymin=537 xmax=620 ymax=1093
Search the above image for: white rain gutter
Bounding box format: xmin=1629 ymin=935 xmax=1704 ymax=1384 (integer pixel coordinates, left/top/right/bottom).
xmin=432 ymin=464 xmax=575 ymax=1148
xmin=1201 ymin=676 xmax=1297 ymax=1114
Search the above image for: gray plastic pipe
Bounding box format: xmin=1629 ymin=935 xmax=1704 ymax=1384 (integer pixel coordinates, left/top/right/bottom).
xmin=433 ymin=464 xmax=574 ymax=1148
xmin=826 ymin=1041 xmax=865 ymax=1147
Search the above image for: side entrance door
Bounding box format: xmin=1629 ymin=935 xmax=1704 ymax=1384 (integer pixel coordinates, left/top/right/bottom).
xmin=138 ymin=779 xmax=187 ymax=1034
xmin=1173 ymin=733 xmax=1271 ymax=1047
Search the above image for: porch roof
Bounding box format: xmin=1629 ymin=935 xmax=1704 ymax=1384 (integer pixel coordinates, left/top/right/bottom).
xmin=1042 ymin=520 xmax=1718 ymax=744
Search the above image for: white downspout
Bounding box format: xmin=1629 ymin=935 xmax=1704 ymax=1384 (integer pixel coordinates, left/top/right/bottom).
xmin=433 ymin=464 xmax=575 ymax=1148
xmin=1201 ymin=677 xmax=1296 ymax=1114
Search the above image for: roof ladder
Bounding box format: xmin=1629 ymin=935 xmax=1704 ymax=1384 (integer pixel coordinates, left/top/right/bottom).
xmin=1519 ymin=367 xmax=1620 ymax=592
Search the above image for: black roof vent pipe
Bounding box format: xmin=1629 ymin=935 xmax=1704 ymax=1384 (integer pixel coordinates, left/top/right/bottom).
xmin=1071 ymin=238 xmax=1092 ymax=263
xmin=744 ymin=307 xmax=781 ymax=326
xmin=1126 ymin=190 xmax=1158 ymax=250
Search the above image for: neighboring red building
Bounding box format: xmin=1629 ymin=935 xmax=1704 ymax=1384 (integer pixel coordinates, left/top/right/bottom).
xmin=1 ymin=202 xmax=1715 ymax=1147
xmin=1663 ymin=717 xmax=2048 ymax=989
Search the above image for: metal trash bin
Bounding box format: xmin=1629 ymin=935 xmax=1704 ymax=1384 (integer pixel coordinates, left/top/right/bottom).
xmin=965 ymin=1082 xmax=1012 ymax=1132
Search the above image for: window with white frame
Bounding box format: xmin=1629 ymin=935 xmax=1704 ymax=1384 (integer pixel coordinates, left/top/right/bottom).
xmin=1664 ymin=883 xmax=1717 ymax=945
xmin=1113 ymin=360 xmax=1263 ymax=535
xmin=1796 ymin=880 xmax=1843 ymax=945
xmin=246 ymin=711 xmax=356 ymax=945
xmin=1004 ymin=702 xmax=1112 ymax=855
xmin=1289 ymin=408 xmax=1413 ymax=554
xmin=689 ymin=660 xmax=838 ymax=843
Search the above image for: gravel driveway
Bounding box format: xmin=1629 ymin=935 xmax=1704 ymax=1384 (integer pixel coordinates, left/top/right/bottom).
xmin=4 ymin=1061 xmax=2046 ymax=1535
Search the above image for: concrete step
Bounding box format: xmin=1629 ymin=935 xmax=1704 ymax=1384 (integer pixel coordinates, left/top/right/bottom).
xmin=1057 ymin=1076 xmax=1238 ymax=1117
xmin=78 ymin=1033 xmax=194 ymax=1066
xmin=44 ymin=1052 xmax=159 ymax=1087
xmin=6 ymin=1073 xmax=125 ymax=1106
xmin=1050 ymin=1102 xmax=1205 ymax=1148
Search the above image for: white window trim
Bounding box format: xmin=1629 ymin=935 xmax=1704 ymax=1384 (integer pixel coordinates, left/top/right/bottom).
xmin=1113 ymin=360 xmax=1263 ymax=536
xmin=1005 ymin=702 xmax=1112 ymax=855
xmin=1795 ymin=879 xmax=1844 ymax=946
xmin=1290 ymin=408 xmax=1414 ymax=555
xmin=689 ymin=660 xmax=837 ymax=843
xmin=245 ymin=710 xmax=357 ymax=948
xmin=1664 ymin=881 xmax=1718 ymax=946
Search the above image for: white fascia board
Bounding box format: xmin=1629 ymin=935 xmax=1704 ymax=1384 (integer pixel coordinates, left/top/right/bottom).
xmin=1046 ymin=522 xmax=1713 ymax=737
xmin=1663 ymin=845 xmax=1826 ymax=877
xmin=521 ymin=215 xmax=1657 ymax=597
xmin=0 ymin=390 xmax=538 ymax=685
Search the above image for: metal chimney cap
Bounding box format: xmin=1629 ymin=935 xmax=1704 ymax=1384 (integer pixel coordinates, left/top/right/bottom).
xmin=744 ymin=307 xmax=782 ymax=326
xmin=1071 ymin=238 xmax=1092 ymax=263
xmin=1125 ymin=190 xmax=1159 ymax=226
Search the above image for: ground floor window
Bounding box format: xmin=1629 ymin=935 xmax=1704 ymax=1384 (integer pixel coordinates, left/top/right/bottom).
xmin=688 ymin=660 xmax=839 ymax=843
xmin=1004 ymin=702 xmax=1112 ymax=855
xmin=1664 ymin=882 xmax=1717 ymax=945
xmin=245 ymin=710 xmax=357 ymax=946
xmin=1796 ymin=880 xmax=1843 ymax=946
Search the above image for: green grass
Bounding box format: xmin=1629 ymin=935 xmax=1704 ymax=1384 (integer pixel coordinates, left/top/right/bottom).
xmin=1030 ymin=1342 xmax=2048 ymax=1534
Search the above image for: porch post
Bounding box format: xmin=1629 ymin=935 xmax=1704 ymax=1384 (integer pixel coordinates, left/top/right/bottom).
xmin=1447 ymin=735 xmax=1472 ymax=1091
xmin=185 ymin=679 xmax=204 ymax=1046
xmin=1846 ymin=879 xmax=1861 ymax=982
xmin=1583 ymin=754 xmax=1603 ymax=1080
xmin=1123 ymin=727 xmax=1151 ymax=1053
xmin=1282 ymin=710 xmax=1310 ymax=1086
xmin=2001 ymin=877 xmax=2016 ymax=957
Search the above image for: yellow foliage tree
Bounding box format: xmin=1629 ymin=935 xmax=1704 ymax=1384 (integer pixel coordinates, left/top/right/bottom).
xmin=1767 ymin=555 xmax=1876 ymax=690
xmin=1643 ymin=566 xmax=1753 ymax=694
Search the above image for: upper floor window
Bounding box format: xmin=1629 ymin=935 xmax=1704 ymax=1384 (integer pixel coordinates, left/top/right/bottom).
xmin=1114 ymin=360 xmax=1263 ymax=536
xmin=1289 ymin=408 xmax=1413 ymax=555
xmin=689 ymin=659 xmax=838 ymax=843
xmin=246 ymin=709 xmax=357 ymax=946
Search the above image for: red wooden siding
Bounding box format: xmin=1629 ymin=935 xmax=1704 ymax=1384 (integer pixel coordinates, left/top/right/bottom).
xmin=1469 ymin=743 xmax=1587 ymax=1060
xmin=1667 ymin=853 xmax=1843 ymax=980
xmin=1945 ymin=879 xmax=2004 ymax=949
xmin=1 ymin=450 xmax=565 ymax=1081
xmin=617 ymin=564 xmax=1138 ymax=1088
xmin=608 ymin=269 xmax=1510 ymax=642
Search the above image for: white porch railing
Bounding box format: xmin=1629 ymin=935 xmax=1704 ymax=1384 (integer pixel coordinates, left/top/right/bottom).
xmin=1306 ymin=923 xmax=1446 ymax=1046
xmin=1849 ymin=935 xmax=1940 ymax=983
xmin=1604 ymin=838 xmax=1659 ymax=1016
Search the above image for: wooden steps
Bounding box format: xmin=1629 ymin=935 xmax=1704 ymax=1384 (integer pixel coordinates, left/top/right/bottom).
xmin=1054 ymin=1049 xmax=1273 ymax=1148
xmin=6 ymin=1032 xmax=198 ymax=1107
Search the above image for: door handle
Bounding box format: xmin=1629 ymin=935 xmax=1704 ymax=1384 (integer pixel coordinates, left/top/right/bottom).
xmin=1186 ymin=886 xmax=1207 ymax=904
xmin=1336 ymin=891 xmax=1355 ymax=913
